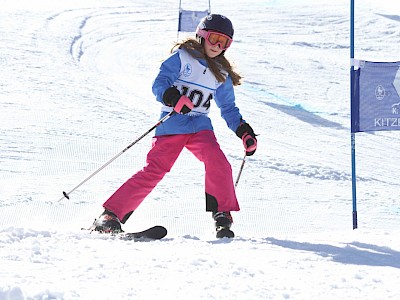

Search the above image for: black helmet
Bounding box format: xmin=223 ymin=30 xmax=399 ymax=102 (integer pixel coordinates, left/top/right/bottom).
xmin=196 ymin=14 xmax=234 ymax=38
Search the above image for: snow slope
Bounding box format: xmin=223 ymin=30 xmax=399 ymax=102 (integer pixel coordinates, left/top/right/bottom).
xmin=1 ymin=0 xmax=400 ymax=299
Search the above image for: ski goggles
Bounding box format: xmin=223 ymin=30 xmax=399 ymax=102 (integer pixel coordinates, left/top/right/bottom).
xmin=197 ymin=29 xmax=233 ymax=50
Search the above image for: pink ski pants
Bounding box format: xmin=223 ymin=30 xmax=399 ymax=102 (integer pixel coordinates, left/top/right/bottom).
xmin=103 ymin=130 xmax=240 ymax=222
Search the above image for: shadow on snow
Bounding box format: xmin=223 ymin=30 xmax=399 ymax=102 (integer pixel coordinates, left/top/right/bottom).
xmin=266 ymin=237 xmax=400 ymax=268
xmin=265 ymin=102 xmax=345 ymax=129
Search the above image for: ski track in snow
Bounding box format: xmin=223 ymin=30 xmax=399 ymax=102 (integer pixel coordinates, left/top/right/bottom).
xmin=1 ymin=0 xmax=400 ymax=299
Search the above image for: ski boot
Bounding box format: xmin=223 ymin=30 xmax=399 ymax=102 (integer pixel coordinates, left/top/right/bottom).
xmin=89 ymin=210 xmax=123 ymax=234
xmin=213 ymin=211 xmax=234 ymax=238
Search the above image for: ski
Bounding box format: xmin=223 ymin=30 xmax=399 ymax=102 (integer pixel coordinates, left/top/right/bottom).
xmin=119 ymin=225 xmax=167 ymax=241
xmin=82 ymin=225 xmax=167 ymax=241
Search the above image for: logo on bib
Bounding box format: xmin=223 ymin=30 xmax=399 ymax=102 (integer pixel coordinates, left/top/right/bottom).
xmin=183 ymin=63 xmax=192 ymax=77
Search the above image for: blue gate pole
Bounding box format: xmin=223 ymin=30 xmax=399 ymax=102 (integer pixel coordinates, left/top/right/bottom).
xmin=350 ymin=0 xmax=358 ymax=229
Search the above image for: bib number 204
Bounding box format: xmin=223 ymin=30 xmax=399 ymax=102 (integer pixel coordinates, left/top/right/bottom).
xmin=180 ymin=86 xmax=212 ymax=110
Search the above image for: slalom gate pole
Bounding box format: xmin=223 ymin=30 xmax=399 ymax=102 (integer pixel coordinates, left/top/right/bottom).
xmin=234 ymin=153 xmax=247 ymax=188
xmin=350 ymin=0 xmax=358 ymax=229
xmin=58 ymin=111 xmax=175 ymax=202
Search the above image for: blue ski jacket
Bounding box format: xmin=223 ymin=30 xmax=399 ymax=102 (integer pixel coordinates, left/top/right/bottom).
xmin=152 ymin=49 xmax=244 ymax=136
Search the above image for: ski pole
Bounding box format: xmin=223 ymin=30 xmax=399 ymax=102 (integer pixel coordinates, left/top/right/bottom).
xmin=59 ymin=111 xmax=175 ymax=202
xmin=234 ymin=152 xmax=247 ymax=188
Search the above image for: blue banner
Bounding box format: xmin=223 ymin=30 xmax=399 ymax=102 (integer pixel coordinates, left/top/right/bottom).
xmin=353 ymin=61 xmax=400 ymax=132
xmin=178 ymin=10 xmax=209 ymax=33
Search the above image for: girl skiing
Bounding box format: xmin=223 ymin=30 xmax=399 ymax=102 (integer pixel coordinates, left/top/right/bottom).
xmin=91 ymin=14 xmax=257 ymax=238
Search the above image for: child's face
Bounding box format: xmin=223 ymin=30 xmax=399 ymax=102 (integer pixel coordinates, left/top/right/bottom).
xmin=204 ymin=41 xmax=223 ymax=58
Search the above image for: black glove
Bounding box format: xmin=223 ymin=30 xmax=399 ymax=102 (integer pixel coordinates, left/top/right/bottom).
xmin=236 ymin=122 xmax=257 ymax=156
xmin=163 ymin=87 xmax=193 ymax=114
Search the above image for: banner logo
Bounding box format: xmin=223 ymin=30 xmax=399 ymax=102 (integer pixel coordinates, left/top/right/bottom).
xmin=375 ymin=85 xmax=385 ymax=101
xmin=393 ymin=102 xmax=400 ymax=115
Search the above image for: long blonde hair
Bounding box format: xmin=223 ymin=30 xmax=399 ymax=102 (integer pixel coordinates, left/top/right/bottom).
xmin=171 ymin=38 xmax=242 ymax=86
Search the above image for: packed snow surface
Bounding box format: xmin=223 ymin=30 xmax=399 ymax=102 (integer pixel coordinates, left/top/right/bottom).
xmin=1 ymin=0 xmax=400 ymax=299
